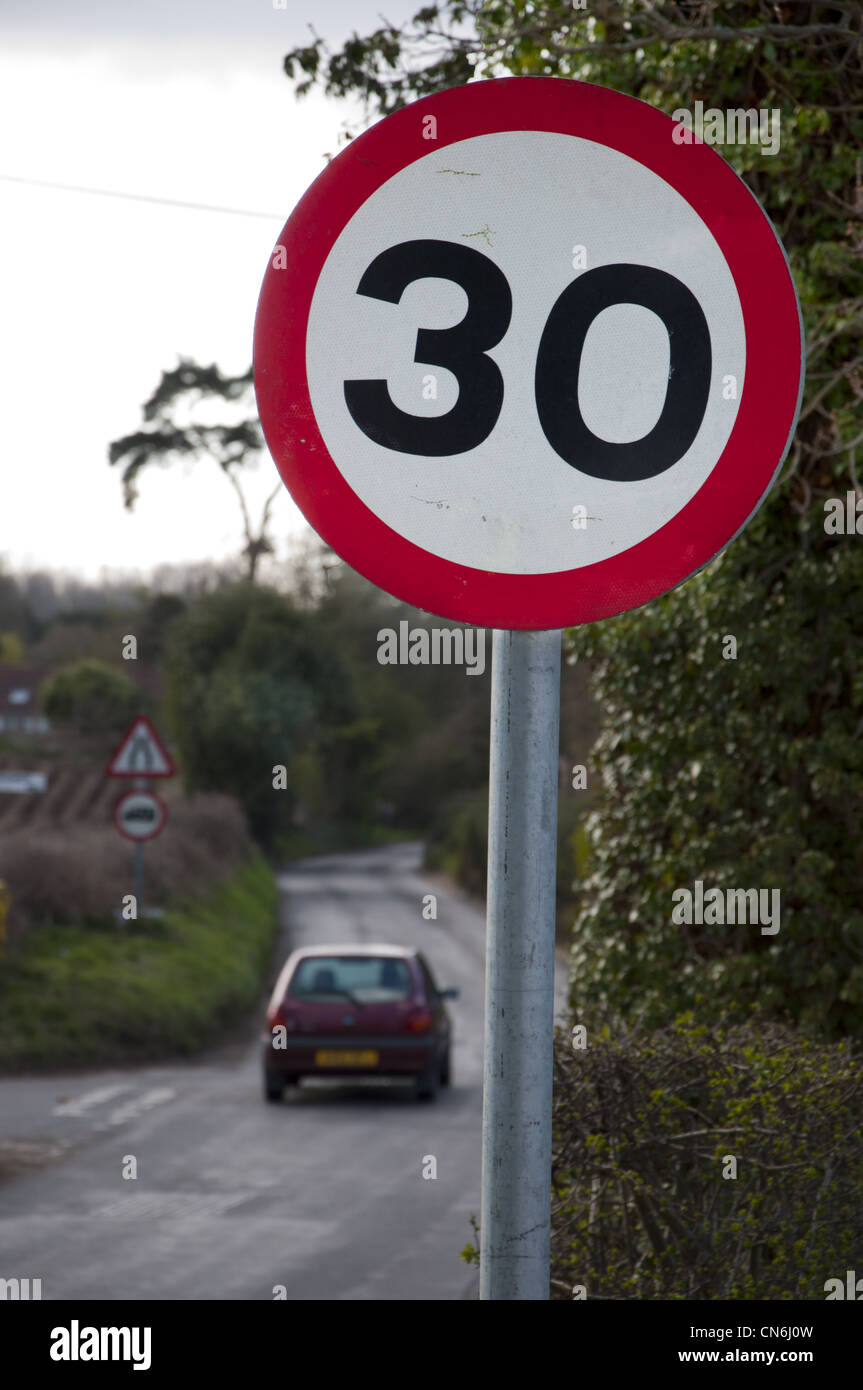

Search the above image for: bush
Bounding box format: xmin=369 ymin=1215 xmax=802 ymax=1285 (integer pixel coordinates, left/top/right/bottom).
xmin=567 ymin=542 xmax=863 ymax=1041
xmin=550 ymin=1013 xmax=863 ymax=1299
xmin=0 ymin=793 xmax=252 ymax=948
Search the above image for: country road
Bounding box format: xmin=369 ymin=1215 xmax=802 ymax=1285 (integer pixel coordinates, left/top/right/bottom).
xmin=0 ymin=843 xmax=570 ymax=1301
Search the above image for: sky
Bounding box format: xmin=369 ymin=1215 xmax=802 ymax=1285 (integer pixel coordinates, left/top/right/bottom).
xmin=0 ymin=0 xmax=423 ymax=584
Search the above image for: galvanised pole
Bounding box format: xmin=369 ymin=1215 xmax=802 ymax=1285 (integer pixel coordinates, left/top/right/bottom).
xmin=133 ymin=776 xmax=147 ymax=919
xmin=134 ymin=842 xmax=144 ymax=920
xmin=480 ymin=627 xmax=561 ymax=1300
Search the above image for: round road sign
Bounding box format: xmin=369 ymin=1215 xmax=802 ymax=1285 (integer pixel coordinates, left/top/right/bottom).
xmin=114 ymin=790 xmax=167 ymax=842
xmin=254 ymin=78 xmax=804 ymax=630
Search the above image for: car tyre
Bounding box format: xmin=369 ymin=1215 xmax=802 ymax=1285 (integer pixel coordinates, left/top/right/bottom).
xmin=440 ymin=1046 xmax=451 ymax=1088
xmin=415 ymin=1058 xmax=440 ymax=1102
xmin=264 ymin=1071 xmax=284 ymax=1103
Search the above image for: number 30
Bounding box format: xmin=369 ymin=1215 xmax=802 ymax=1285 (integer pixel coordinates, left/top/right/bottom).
xmin=343 ymin=238 xmax=712 ymax=483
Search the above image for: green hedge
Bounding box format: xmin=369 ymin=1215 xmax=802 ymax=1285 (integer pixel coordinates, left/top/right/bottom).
xmin=551 ymin=1012 xmax=863 ymax=1299
xmin=0 ymin=856 xmax=278 ymax=1070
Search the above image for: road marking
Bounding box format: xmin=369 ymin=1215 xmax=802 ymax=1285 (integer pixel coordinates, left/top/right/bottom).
xmin=96 ymin=1087 xmax=176 ymax=1129
xmin=53 ymin=1084 xmax=132 ymax=1118
xmin=90 ymin=1190 xmax=247 ymax=1221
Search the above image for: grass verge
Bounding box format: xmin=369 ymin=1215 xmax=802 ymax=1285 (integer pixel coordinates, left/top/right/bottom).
xmin=0 ymin=856 xmax=278 ymax=1072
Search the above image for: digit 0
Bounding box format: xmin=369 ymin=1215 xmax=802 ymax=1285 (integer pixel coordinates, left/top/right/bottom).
xmin=534 ymin=263 xmax=711 ymax=481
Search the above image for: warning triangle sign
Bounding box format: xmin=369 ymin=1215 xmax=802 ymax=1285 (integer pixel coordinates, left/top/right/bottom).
xmin=106 ymin=715 xmax=175 ymax=777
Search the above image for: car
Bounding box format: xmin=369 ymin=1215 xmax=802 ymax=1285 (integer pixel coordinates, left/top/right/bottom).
xmin=261 ymin=944 xmax=458 ymax=1103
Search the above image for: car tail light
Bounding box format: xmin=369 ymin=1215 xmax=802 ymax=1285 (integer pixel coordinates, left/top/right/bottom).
xmin=403 ymin=1007 xmax=433 ymax=1033
xmin=267 ymin=998 xmax=290 ymax=1027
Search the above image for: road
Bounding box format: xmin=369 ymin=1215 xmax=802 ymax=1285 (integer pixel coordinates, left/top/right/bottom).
xmin=0 ymin=843 xmax=569 ymax=1301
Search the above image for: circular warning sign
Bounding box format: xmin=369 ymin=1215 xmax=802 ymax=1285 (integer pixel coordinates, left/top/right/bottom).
xmin=254 ymin=78 xmax=804 ymax=630
xmin=114 ymin=790 xmax=167 ymax=842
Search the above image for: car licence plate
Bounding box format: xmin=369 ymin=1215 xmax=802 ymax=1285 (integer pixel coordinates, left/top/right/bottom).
xmin=314 ymin=1049 xmax=379 ymax=1067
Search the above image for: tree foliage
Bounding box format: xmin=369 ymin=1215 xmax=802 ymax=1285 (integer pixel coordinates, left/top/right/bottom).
xmin=162 ymin=584 xmax=364 ymax=845
xmin=40 ymin=658 xmax=140 ymax=735
xmin=109 ymin=360 xmax=280 ymax=583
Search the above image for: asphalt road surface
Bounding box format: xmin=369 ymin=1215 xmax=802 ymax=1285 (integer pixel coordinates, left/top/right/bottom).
xmin=0 ymin=843 xmax=569 ymax=1301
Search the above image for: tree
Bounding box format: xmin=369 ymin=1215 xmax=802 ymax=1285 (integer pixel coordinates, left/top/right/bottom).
xmin=283 ymin=3 xmax=863 ymax=1036
xmin=40 ymin=659 xmax=140 ymax=735
xmin=108 ymin=359 xmax=280 ymax=583
xmin=162 ymin=584 xmax=367 ymax=845
xmin=134 ymin=592 xmax=187 ymax=663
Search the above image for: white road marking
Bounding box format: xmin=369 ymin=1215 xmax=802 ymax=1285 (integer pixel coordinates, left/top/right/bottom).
xmin=96 ymin=1087 xmax=176 ymax=1129
xmin=91 ymin=1191 xmax=248 ymax=1221
xmin=52 ymin=1084 xmax=132 ymax=1118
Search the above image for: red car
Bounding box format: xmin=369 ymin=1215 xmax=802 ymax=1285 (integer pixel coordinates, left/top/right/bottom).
xmin=262 ymin=944 xmax=458 ymax=1102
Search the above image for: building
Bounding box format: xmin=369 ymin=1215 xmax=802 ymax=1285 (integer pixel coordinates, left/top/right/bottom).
xmin=0 ymin=667 xmax=53 ymax=735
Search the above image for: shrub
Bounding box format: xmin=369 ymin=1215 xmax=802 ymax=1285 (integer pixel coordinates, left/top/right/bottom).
xmin=0 ymin=793 xmax=252 ymax=949
xmin=567 ymin=543 xmax=863 ymax=1041
xmin=551 ymin=1013 xmax=863 ymax=1300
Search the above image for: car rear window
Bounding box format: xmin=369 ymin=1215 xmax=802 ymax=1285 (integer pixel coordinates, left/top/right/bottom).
xmin=289 ymin=956 xmax=414 ymax=1003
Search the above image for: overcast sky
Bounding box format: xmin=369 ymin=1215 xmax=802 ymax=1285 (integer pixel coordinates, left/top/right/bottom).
xmin=0 ymin=0 xmax=423 ymax=583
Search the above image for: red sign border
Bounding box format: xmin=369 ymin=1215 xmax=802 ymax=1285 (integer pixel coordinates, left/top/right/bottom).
xmin=113 ymin=789 xmax=168 ymax=842
xmin=105 ymin=714 xmax=176 ymax=779
xmin=254 ymin=77 xmax=804 ymax=630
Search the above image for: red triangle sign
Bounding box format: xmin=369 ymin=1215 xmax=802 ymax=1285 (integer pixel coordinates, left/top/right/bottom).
xmin=105 ymin=715 xmax=176 ymax=778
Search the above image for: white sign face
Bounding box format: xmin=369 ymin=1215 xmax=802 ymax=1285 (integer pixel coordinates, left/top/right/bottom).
xmin=306 ymin=132 xmax=746 ymax=575
xmin=114 ymin=790 xmax=166 ymax=841
xmin=255 ymin=77 xmax=803 ymax=629
xmin=106 ymin=717 xmax=175 ymax=778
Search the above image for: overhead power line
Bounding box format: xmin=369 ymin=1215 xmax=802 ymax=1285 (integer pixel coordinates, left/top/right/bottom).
xmin=0 ymin=172 xmax=283 ymax=220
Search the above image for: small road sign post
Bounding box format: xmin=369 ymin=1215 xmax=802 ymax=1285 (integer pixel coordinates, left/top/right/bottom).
xmin=254 ymin=77 xmax=804 ymax=1299
xmin=0 ymin=879 xmax=9 ymax=962
xmin=107 ymin=718 xmax=174 ymax=921
xmin=114 ymin=785 xmax=168 ymax=916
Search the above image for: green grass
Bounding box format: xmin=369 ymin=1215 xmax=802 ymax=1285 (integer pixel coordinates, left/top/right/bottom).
xmin=0 ymin=856 xmax=278 ymax=1071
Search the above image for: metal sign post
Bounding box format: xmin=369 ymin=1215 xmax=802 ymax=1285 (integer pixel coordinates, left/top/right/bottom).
xmin=481 ymin=629 xmax=561 ymax=1299
xmin=134 ymin=841 xmax=145 ymax=918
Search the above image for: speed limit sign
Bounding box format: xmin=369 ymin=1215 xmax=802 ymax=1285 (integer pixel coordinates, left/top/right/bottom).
xmin=254 ymin=77 xmax=803 ymax=630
